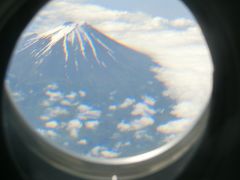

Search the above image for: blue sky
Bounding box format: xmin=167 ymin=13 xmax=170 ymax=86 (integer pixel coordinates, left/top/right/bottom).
xmin=82 ymin=0 xmax=193 ymax=20
xmin=82 ymin=0 xmax=193 ymax=19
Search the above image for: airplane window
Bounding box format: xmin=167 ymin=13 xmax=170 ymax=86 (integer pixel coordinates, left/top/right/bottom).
xmin=4 ymin=0 xmax=213 ymax=179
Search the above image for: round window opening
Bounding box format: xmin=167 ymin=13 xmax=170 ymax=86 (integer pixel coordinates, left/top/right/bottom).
xmin=4 ymin=0 xmax=213 ymax=179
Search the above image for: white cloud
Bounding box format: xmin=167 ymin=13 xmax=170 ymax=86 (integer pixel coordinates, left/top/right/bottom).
xmin=142 ymin=96 xmax=156 ymax=106
xmin=157 ymin=118 xmax=193 ymax=134
xmin=134 ymin=130 xmax=153 ymax=141
xmin=45 ymin=120 xmax=59 ymax=128
xmin=67 ymin=119 xmax=82 ymax=129
xmin=169 ymin=18 xmax=194 ymax=28
xmin=37 ymin=129 xmax=58 ymax=138
xmin=131 ymin=103 xmax=156 ymax=116
xmin=85 ymin=120 xmax=99 ymax=130
xmin=89 ymin=146 xmax=120 ymax=158
xmin=46 ymin=83 xmax=58 ymax=90
xmin=78 ymin=139 xmax=88 ymax=145
xmin=77 ymin=104 xmax=101 ymax=120
xmin=65 ymin=91 xmax=77 ymax=100
xmin=66 ymin=119 xmax=83 ymax=138
xmin=46 ymin=106 xmax=69 ymax=118
xmin=39 ymin=115 xmax=51 ymax=121
xmin=109 ymin=105 xmax=117 ymax=111
xmin=119 ymin=98 xmax=135 ymax=109
xmin=45 ymin=90 xmax=64 ymax=102
xmin=78 ymin=90 xmax=86 ymax=97
xmin=117 ymin=116 xmax=155 ymax=132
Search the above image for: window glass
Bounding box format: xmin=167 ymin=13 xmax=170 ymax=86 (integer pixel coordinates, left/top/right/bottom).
xmin=5 ymin=0 xmax=213 ymax=159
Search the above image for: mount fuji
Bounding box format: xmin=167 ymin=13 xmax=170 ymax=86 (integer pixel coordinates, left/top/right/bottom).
xmin=9 ymin=22 xmax=170 ymax=102
xmin=7 ymin=22 xmax=175 ymax=158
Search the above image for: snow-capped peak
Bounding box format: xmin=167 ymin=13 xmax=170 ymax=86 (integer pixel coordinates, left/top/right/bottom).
xmin=19 ymin=22 xmax=117 ymax=67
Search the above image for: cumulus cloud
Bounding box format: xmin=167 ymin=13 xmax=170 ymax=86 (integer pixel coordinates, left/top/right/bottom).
xmin=117 ymin=116 xmax=155 ymax=132
xmin=134 ymin=130 xmax=153 ymax=141
xmin=85 ymin=120 xmax=99 ymax=130
xmin=78 ymin=139 xmax=88 ymax=145
xmin=46 ymin=83 xmax=58 ymax=90
xmin=46 ymin=106 xmax=69 ymax=118
xmin=45 ymin=90 xmax=64 ymax=102
xmin=131 ymin=103 xmax=156 ymax=116
xmin=60 ymin=99 xmax=73 ymax=106
xmin=45 ymin=120 xmax=59 ymax=128
xmin=156 ymin=118 xmax=193 ymax=134
xmin=39 ymin=115 xmax=51 ymax=121
xmin=109 ymin=105 xmax=117 ymax=111
xmin=37 ymin=129 xmax=58 ymax=138
xmin=142 ymin=96 xmax=156 ymax=106
xmin=78 ymin=90 xmax=86 ymax=97
xmin=66 ymin=119 xmax=83 ymax=138
xmin=77 ymin=104 xmax=101 ymax=120
xmin=169 ymin=18 xmax=194 ymax=28
xmin=65 ymin=91 xmax=77 ymax=100
xmin=119 ymin=98 xmax=135 ymax=109
xmin=89 ymin=146 xmax=120 ymax=158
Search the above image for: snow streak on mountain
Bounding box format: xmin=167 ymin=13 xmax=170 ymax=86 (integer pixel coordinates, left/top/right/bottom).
xmin=18 ymin=22 xmax=118 ymax=67
xmin=7 ymin=22 xmax=177 ymax=158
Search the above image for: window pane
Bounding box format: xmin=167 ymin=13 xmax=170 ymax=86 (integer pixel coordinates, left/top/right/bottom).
xmin=5 ymin=0 xmax=213 ymax=159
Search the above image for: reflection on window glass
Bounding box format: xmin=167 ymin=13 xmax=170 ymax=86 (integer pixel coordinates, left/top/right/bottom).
xmin=5 ymin=0 xmax=213 ymax=159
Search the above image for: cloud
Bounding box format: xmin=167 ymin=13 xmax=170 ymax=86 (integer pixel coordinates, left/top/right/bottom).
xmin=89 ymin=146 xmax=120 ymax=158
xmin=66 ymin=119 xmax=83 ymax=138
xmin=119 ymin=98 xmax=135 ymax=109
xmin=45 ymin=120 xmax=59 ymax=128
xmin=65 ymin=91 xmax=77 ymax=100
xmin=60 ymin=99 xmax=74 ymax=106
xmin=77 ymin=104 xmax=101 ymax=120
xmin=78 ymin=90 xmax=86 ymax=97
xmin=131 ymin=103 xmax=156 ymax=116
xmin=117 ymin=116 xmax=155 ymax=132
xmin=156 ymin=118 xmax=193 ymax=134
xmin=85 ymin=120 xmax=99 ymax=130
xmin=134 ymin=130 xmax=153 ymax=141
xmin=169 ymin=18 xmax=194 ymax=28
xmin=67 ymin=119 xmax=83 ymax=129
xmin=39 ymin=115 xmax=51 ymax=121
xmin=142 ymin=96 xmax=156 ymax=106
xmin=46 ymin=83 xmax=59 ymax=90
xmin=46 ymin=106 xmax=69 ymax=118
xmin=109 ymin=105 xmax=117 ymax=111
xmin=37 ymin=129 xmax=58 ymax=138
xmin=78 ymin=139 xmax=88 ymax=145
xmin=45 ymin=90 xmax=64 ymax=102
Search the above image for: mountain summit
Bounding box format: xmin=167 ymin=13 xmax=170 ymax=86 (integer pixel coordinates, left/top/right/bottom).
xmin=18 ymin=22 xmax=120 ymax=68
